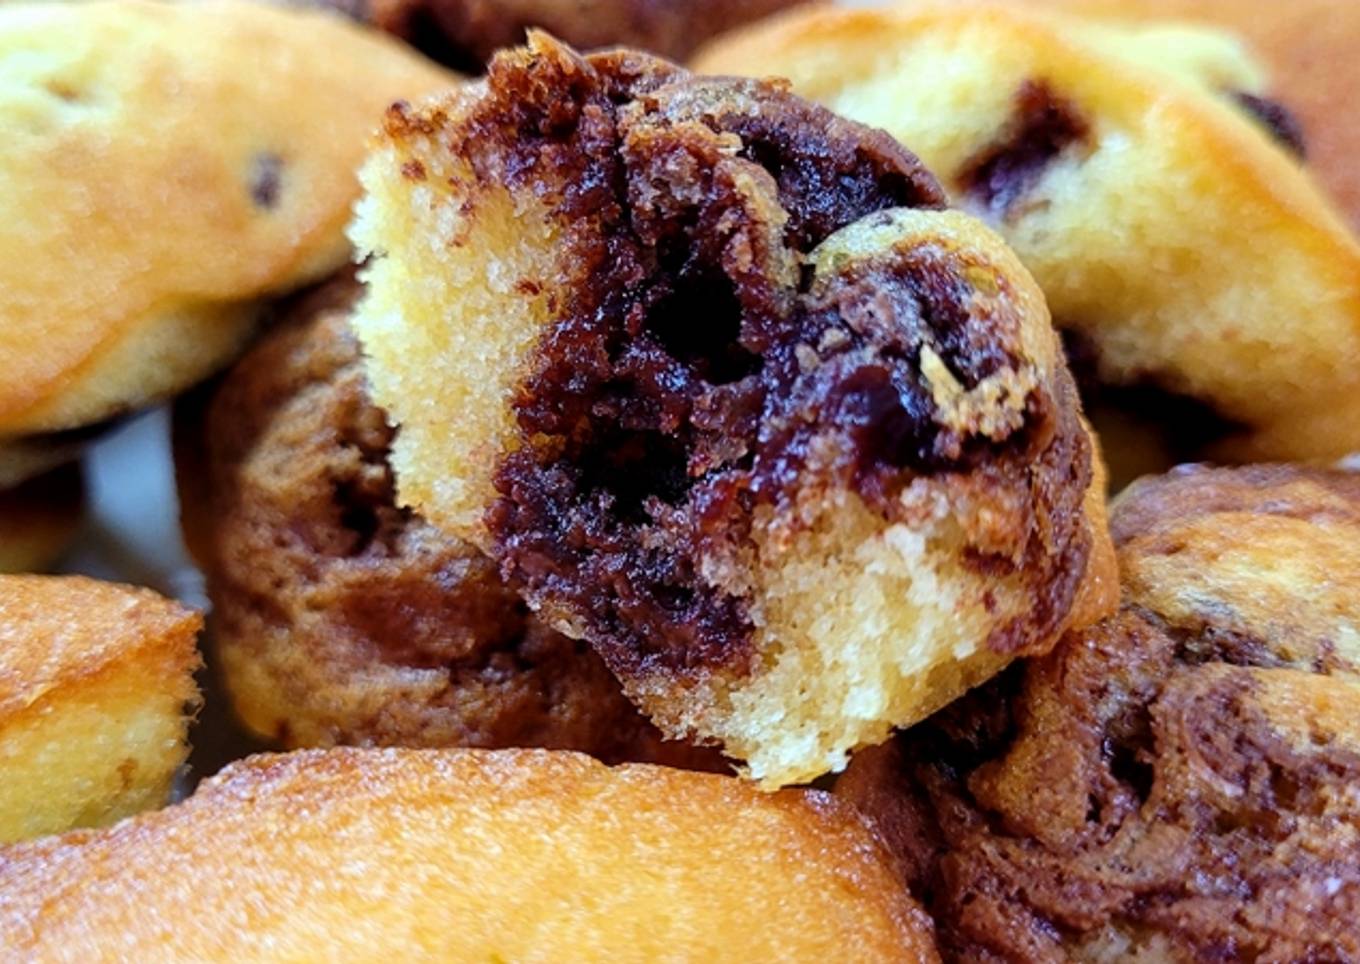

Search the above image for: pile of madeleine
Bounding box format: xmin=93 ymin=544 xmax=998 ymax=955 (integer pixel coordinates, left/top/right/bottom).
xmin=1 ymin=1 xmax=1356 ymax=959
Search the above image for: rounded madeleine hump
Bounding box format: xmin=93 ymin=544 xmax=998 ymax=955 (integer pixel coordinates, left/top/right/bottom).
xmin=0 ymin=747 xmax=940 ymax=962
xmin=1024 ymin=0 xmax=1360 ymax=233
xmin=837 ymin=462 xmax=1360 ymax=960
xmin=0 ymin=0 xmax=456 ymax=439
xmin=351 ymin=35 xmax=1112 ymax=785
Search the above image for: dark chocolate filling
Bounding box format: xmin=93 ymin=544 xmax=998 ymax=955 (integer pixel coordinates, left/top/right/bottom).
xmin=191 ymin=281 xmax=728 ymax=777
xmin=959 ymin=79 xmax=1090 ymax=219
xmin=441 ymin=44 xmax=1090 ymax=682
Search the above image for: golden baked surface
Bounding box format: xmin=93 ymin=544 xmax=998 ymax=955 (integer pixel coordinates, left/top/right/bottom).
xmin=838 ymin=463 xmax=1360 ymax=960
xmin=0 ymin=575 xmax=201 ymax=843
xmin=694 ymin=2 xmax=1360 ymax=462
xmin=0 ymin=747 xmax=939 ymax=962
xmin=370 ymin=0 xmax=808 ymax=67
xmin=350 ymin=36 xmax=1113 ymax=785
xmin=187 ymin=273 xmax=720 ymax=770
xmin=0 ymin=0 xmax=455 ymax=440
xmin=0 ymin=465 xmax=82 ymax=574
xmin=1024 ymin=0 xmax=1360 ymax=234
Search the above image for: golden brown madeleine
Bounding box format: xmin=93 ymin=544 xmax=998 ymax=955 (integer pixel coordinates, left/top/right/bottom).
xmin=694 ymin=3 xmax=1360 ymax=462
xmin=0 ymin=747 xmax=940 ymax=961
xmin=350 ymin=36 xmax=1114 ymax=785
xmin=0 ymin=465 xmax=82 ymax=574
xmin=0 ymin=575 xmax=201 ymax=844
xmin=1020 ymin=0 xmax=1360 ymax=232
xmin=838 ymin=463 xmax=1360 ymax=960
xmin=183 ymin=273 xmax=720 ymax=770
xmin=370 ymin=0 xmax=812 ymax=68
xmin=0 ymin=0 xmax=455 ymax=454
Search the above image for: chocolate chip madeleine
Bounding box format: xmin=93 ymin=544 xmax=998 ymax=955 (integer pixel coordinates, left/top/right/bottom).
xmin=1025 ymin=0 xmax=1360 ymax=233
xmin=839 ymin=463 xmax=1360 ymax=960
xmin=0 ymin=0 xmax=454 ymax=467
xmin=350 ymin=36 xmax=1114 ymax=785
xmin=695 ymin=3 xmax=1360 ymax=462
xmin=183 ymin=273 xmax=718 ymax=770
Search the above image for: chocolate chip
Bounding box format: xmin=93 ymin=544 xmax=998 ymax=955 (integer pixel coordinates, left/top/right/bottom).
xmin=1232 ymin=91 xmax=1307 ymax=158
xmin=249 ymin=152 xmax=284 ymax=210
xmin=959 ymin=79 xmax=1090 ymax=218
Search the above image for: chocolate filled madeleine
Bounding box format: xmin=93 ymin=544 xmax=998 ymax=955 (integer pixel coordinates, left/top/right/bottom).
xmin=695 ymin=3 xmax=1360 ymax=463
xmin=838 ymin=464 xmax=1360 ymax=960
xmin=183 ymin=273 xmax=718 ymax=770
xmin=350 ymin=36 xmax=1115 ymax=786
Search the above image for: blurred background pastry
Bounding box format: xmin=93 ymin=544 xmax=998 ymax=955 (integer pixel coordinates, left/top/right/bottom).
xmin=1022 ymin=0 xmax=1360 ymax=232
xmin=0 ymin=747 xmax=940 ymax=961
xmin=366 ymin=0 xmax=813 ymax=70
xmin=0 ymin=575 xmax=201 ymax=843
xmin=351 ymin=36 xmax=1115 ymax=786
xmin=695 ymin=2 xmax=1360 ymax=471
xmin=0 ymin=0 xmax=457 ymax=547
xmin=178 ymin=273 xmax=723 ymax=771
xmin=838 ymin=463 xmax=1360 ymax=960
